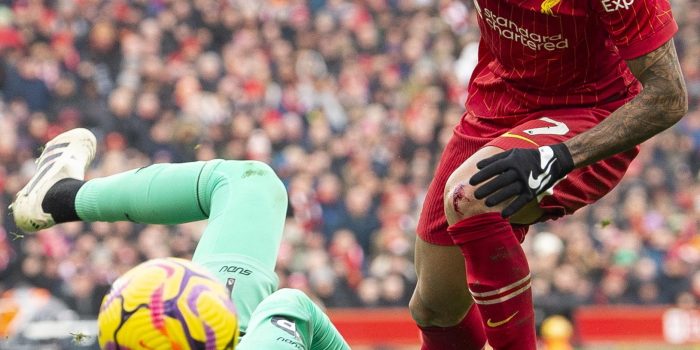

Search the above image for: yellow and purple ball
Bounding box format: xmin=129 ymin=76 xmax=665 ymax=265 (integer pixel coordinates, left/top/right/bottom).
xmin=97 ymin=258 xmax=239 ymax=350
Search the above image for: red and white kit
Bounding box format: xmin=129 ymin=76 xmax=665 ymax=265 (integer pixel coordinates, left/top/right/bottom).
xmin=418 ymin=0 xmax=678 ymax=245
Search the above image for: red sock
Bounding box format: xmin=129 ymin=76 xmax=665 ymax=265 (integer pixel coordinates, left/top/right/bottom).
xmin=419 ymin=305 xmax=487 ymax=350
xmin=448 ymin=212 xmax=536 ymax=350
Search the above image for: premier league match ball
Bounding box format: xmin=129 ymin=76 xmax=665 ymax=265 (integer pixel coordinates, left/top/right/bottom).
xmin=97 ymin=258 xmax=239 ymax=350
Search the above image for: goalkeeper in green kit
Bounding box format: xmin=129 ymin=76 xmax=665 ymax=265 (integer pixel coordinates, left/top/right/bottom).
xmin=10 ymin=128 xmax=350 ymax=350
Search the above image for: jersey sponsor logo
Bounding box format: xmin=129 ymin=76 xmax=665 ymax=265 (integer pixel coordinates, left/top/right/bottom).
xmin=523 ymin=117 xmax=570 ymax=136
xmin=219 ymin=265 xmax=253 ymax=275
xmin=540 ymin=0 xmax=561 ymax=15
xmin=601 ymin=0 xmax=634 ymax=12
xmin=479 ymin=7 xmax=569 ymax=51
xmin=486 ymin=311 xmax=519 ymax=328
xmin=276 ymin=337 xmax=305 ymax=349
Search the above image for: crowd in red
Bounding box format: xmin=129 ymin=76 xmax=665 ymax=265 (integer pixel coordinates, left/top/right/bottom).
xmin=0 ymin=0 xmax=699 ymax=333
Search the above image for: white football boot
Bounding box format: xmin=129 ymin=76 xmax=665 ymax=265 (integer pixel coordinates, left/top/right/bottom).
xmin=10 ymin=128 xmax=96 ymax=232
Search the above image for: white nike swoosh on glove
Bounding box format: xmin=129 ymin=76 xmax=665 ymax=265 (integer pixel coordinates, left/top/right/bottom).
xmin=528 ymin=147 xmax=557 ymax=191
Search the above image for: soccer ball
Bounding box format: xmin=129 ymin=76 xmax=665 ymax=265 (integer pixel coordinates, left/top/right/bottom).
xmin=97 ymin=257 xmax=239 ymax=350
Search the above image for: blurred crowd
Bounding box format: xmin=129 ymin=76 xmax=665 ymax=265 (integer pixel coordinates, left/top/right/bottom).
xmin=0 ymin=0 xmax=699 ymax=334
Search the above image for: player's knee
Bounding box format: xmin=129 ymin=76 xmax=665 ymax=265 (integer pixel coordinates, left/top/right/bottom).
xmin=443 ymin=178 xmax=492 ymax=225
xmin=218 ymin=160 xmax=287 ymax=200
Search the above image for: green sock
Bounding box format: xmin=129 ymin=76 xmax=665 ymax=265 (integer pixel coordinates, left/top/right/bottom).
xmin=75 ymin=159 xmax=288 ymax=330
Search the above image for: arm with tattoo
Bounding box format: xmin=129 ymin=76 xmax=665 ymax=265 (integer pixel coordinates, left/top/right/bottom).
xmin=564 ymin=40 xmax=688 ymax=167
xmin=470 ymin=39 xmax=688 ymax=217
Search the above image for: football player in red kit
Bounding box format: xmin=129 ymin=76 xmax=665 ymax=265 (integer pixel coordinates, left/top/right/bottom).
xmin=409 ymin=0 xmax=688 ymax=348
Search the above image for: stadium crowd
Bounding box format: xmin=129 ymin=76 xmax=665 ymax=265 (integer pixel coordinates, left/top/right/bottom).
xmin=0 ymin=0 xmax=699 ymax=333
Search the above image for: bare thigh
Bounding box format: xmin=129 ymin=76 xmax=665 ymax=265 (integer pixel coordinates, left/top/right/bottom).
xmin=445 ymin=146 xmax=543 ymax=226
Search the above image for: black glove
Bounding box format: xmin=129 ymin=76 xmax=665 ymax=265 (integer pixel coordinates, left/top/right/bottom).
xmin=469 ymin=143 xmax=574 ymax=218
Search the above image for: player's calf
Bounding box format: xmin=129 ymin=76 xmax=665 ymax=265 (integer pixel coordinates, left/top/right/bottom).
xmin=409 ymin=287 xmax=469 ymax=328
xmin=410 ymin=238 xmax=487 ymax=350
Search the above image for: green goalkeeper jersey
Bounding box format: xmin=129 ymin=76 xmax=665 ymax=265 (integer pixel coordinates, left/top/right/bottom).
xmin=73 ymin=159 xmax=351 ymax=348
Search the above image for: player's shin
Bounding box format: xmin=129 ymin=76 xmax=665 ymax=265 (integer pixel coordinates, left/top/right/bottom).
xmin=418 ymin=305 xmax=487 ymax=350
xmin=448 ymin=212 xmax=536 ymax=350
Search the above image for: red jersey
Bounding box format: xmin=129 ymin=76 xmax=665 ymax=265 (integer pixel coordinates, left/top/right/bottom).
xmin=466 ymin=0 xmax=678 ymax=119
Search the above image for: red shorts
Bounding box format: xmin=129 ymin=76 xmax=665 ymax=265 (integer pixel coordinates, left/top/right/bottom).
xmin=417 ymin=104 xmax=639 ymax=246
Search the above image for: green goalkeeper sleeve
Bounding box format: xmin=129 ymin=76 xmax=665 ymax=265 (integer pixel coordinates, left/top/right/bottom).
xmin=238 ymin=288 xmax=350 ymax=350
